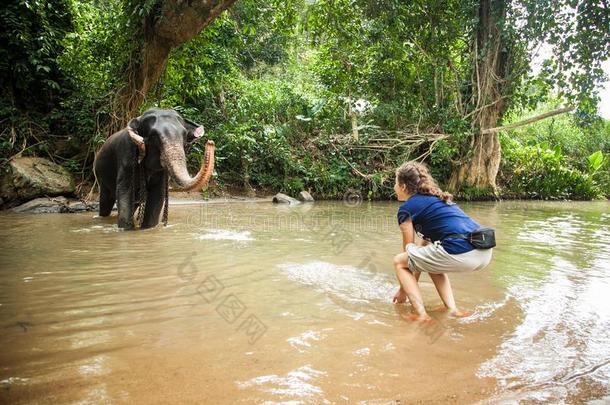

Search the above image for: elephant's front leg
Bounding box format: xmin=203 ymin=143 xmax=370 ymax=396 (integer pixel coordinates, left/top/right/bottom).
xmin=116 ymin=167 xmax=136 ymax=230
xmin=141 ymin=174 xmax=164 ymax=229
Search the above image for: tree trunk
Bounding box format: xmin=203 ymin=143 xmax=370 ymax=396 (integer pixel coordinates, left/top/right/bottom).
xmin=449 ymin=0 xmax=509 ymax=195
xmin=108 ymin=0 xmax=236 ymax=134
xmin=350 ymin=112 xmax=359 ymax=141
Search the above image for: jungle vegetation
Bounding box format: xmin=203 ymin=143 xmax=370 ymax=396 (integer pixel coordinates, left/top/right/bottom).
xmin=1 ymin=0 xmax=609 ymax=200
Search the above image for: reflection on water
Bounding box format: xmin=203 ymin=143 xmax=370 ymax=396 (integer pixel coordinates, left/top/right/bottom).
xmin=0 ymin=200 xmax=608 ymax=403
xmin=287 ymin=329 xmax=330 ymax=353
xmin=478 ymin=206 xmax=610 ymax=404
xmin=196 ymin=229 xmax=253 ymax=241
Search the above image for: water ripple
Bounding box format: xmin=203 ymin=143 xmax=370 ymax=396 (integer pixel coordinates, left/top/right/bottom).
xmin=237 ymin=365 xmax=329 ymax=402
xmin=277 ymin=261 xmax=395 ymax=305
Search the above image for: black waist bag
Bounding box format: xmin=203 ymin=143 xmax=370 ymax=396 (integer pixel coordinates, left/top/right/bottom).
xmin=447 ymin=227 xmax=496 ymax=249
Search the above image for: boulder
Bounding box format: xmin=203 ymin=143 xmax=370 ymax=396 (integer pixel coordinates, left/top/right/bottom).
xmin=1 ymin=157 xmax=75 ymax=207
xmin=12 ymin=197 xmax=68 ymax=214
xmin=272 ymin=193 xmax=300 ymax=205
xmin=297 ymin=191 xmax=314 ymax=202
xmin=66 ymin=200 xmax=99 ymax=212
xmin=11 ymin=196 xmax=99 ymax=214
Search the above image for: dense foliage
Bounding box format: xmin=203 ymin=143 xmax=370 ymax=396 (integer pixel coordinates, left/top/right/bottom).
xmin=1 ymin=0 xmax=609 ymax=200
xmin=499 ymin=104 xmax=610 ymax=199
xmin=0 ymin=0 xmax=73 ymax=166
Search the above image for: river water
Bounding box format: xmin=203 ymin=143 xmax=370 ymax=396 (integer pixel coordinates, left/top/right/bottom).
xmin=0 ymin=200 xmax=609 ymax=404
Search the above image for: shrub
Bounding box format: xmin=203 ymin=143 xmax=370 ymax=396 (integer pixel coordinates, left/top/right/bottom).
xmin=499 ymin=137 xmax=604 ymax=200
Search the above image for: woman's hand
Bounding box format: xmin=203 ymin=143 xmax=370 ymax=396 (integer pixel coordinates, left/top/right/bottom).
xmin=393 ymin=287 xmax=407 ymax=304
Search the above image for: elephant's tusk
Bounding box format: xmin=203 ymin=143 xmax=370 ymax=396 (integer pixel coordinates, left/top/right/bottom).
xmin=127 ymin=128 xmax=146 ymax=163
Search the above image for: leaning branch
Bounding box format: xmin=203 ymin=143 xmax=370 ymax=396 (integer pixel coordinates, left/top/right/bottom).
xmin=481 ymin=106 xmax=574 ymax=134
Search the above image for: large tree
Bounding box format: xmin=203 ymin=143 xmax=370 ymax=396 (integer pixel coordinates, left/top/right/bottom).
xmin=448 ymin=0 xmax=512 ymax=193
xmin=450 ymin=0 xmax=610 ymax=195
xmin=109 ymin=0 xmax=236 ymax=134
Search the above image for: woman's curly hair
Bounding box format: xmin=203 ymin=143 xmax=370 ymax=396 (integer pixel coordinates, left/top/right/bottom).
xmin=395 ymin=161 xmax=453 ymax=203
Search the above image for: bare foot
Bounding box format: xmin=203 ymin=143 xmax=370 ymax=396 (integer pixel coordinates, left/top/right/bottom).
xmin=401 ymin=312 xmax=434 ymax=323
xmin=393 ymin=288 xmax=407 ymax=304
xmin=448 ymin=308 xmax=472 ymax=318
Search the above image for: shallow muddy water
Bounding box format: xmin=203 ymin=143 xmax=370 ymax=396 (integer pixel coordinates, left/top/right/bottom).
xmin=0 ymin=200 xmax=609 ymax=404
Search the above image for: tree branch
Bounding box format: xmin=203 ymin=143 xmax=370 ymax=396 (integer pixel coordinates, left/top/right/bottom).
xmin=480 ymin=106 xmax=574 ymax=134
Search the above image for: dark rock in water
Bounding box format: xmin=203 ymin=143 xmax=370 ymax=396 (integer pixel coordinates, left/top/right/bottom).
xmin=11 ymin=197 xmax=98 ymax=214
xmin=298 ymin=191 xmax=314 ymax=202
xmin=1 ymin=157 xmax=75 ymax=208
xmin=12 ymin=197 xmax=67 ymax=213
xmin=272 ymin=193 xmax=301 ymax=205
xmin=67 ymin=200 xmax=99 ymax=212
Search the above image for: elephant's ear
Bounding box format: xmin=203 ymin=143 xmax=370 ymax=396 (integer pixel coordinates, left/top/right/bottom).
xmin=183 ymin=117 xmax=204 ymax=144
xmin=191 ymin=126 xmax=205 ymax=140
xmin=127 ymin=117 xmax=140 ymax=132
xmin=184 ymin=126 xmax=204 ymax=153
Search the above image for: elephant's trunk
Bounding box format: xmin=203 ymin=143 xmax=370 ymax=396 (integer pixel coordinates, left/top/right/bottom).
xmin=162 ymin=140 xmax=215 ymax=191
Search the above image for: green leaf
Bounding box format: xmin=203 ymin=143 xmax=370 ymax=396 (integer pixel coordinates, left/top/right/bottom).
xmin=587 ymin=151 xmax=604 ymax=173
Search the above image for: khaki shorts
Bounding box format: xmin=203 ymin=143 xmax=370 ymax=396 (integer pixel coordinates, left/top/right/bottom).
xmin=406 ymin=242 xmax=492 ymax=274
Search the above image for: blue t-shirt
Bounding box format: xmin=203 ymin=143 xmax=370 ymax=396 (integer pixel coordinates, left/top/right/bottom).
xmin=397 ymin=194 xmax=480 ymax=254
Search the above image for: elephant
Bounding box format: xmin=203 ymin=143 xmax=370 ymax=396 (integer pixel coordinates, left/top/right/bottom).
xmin=94 ymin=108 xmax=215 ymax=229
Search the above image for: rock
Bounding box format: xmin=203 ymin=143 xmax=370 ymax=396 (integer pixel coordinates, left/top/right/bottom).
xmin=272 ymin=193 xmax=300 ymax=205
xmin=11 ymin=196 xmax=99 ymax=214
xmin=297 ymin=191 xmax=314 ymax=202
xmin=1 ymin=157 xmax=75 ymax=207
xmin=66 ymin=200 xmax=98 ymax=212
xmin=51 ymin=196 xmax=68 ymax=204
xmin=12 ymin=197 xmax=67 ymax=214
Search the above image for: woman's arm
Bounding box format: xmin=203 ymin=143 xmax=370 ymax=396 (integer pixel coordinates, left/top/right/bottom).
xmin=399 ymin=220 xmax=415 ymax=252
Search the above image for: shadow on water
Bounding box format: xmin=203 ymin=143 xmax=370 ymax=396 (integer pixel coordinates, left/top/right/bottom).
xmin=0 ymin=200 xmax=608 ymax=403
